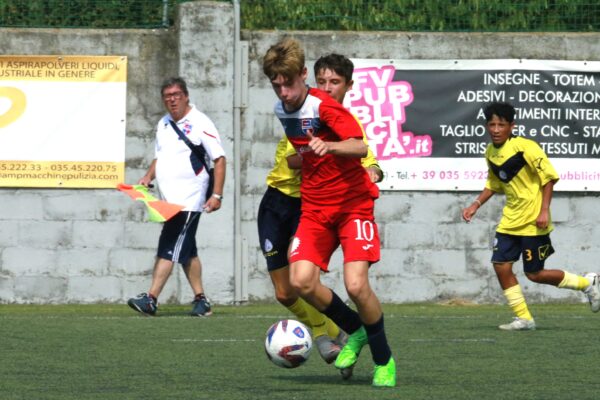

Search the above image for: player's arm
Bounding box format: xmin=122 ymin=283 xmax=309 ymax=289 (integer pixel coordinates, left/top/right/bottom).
xmin=462 ymin=187 xmax=495 ymax=223
xmin=311 ymin=101 xmax=366 ymax=157
xmin=283 ymin=137 xmax=302 ymax=169
xmin=361 ymin=144 xmax=383 ymax=183
xmin=204 ymin=156 xmax=226 ymax=213
xmin=536 ymin=179 xmax=557 ymax=229
xmin=287 ymin=154 xmax=302 ymax=169
xmin=526 ymin=142 xmax=559 ymax=229
xmin=307 ymin=132 xmax=367 ymax=158
xmin=327 ymin=137 xmax=367 ymax=157
xmin=355 ymin=118 xmax=383 ymax=182
xmin=138 ymin=159 xmax=157 ymax=187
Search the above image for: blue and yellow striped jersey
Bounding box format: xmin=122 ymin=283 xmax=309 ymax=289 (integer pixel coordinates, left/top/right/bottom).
xmin=485 ymin=136 xmax=559 ymax=236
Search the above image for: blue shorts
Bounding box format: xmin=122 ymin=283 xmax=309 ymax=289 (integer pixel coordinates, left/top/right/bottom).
xmin=492 ymin=232 xmax=555 ymax=273
xmin=157 ymin=211 xmax=201 ymax=266
xmin=257 ymin=186 xmax=301 ymax=271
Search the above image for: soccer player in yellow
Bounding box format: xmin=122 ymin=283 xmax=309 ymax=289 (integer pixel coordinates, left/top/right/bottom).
xmin=462 ymin=102 xmax=600 ymax=331
xmin=257 ymin=54 xmax=383 ymax=362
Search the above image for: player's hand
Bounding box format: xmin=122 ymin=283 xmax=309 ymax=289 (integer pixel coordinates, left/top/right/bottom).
xmin=536 ymin=209 xmax=549 ymax=229
xmin=203 ymin=196 xmax=222 ymax=213
xmin=462 ymin=205 xmax=478 ymax=223
xmin=306 ymin=131 xmax=329 ymax=156
xmin=138 ymin=176 xmax=153 ymax=187
xmin=366 ymin=166 xmax=381 ymax=183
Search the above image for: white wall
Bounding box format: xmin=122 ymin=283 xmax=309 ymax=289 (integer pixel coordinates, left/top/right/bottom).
xmin=1 ymin=1 xmax=599 ymax=305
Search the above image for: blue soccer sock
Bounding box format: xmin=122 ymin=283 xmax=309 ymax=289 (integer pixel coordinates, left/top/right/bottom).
xmin=364 ymin=314 xmax=392 ymax=366
xmin=322 ymin=290 xmax=363 ymax=335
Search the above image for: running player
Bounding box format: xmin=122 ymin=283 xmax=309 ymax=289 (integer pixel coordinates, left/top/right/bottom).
xmin=313 ymin=53 xmax=382 ymax=182
xmin=257 ymin=53 xmax=383 ymax=364
xmin=462 ymin=102 xmax=600 ymax=330
xmin=262 ymin=38 xmax=395 ymax=387
xmin=258 ymin=135 xmax=345 ymax=363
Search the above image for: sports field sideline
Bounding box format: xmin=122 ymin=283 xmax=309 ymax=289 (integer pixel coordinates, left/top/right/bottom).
xmin=1 ymin=303 xmax=598 ymax=400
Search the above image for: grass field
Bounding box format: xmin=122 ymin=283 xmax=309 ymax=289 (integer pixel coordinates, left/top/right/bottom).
xmin=1 ymin=303 xmax=599 ymax=400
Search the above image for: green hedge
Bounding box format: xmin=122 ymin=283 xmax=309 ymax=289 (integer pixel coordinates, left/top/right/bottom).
xmin=240 ymin=0 xmax=599 ymax=32
xmin=0 ymin=0 xmax=598 ymax=31
xmin=0 ymin=0 xmax=174 ymax=29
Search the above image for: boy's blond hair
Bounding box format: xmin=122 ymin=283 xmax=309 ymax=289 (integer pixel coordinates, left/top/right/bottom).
xmin=262 ymin=37 xmax=305 ymax=81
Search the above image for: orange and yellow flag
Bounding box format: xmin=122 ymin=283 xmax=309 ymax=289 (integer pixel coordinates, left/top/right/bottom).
xmin=117 ymin=183 xmax=184 ymax=222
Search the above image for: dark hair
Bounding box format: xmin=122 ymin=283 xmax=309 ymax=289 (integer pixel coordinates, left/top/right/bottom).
xmin=313 ymin=53 xmax=354 ymax=83
xmin=160 ymin=77 xmax=189 ymax=96
xmin=483 ymin=102 xmax=515 ymax=123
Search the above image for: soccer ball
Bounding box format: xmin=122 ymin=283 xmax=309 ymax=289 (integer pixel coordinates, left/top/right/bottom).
xmin=264 ymin=319 xmax=312 ymax=368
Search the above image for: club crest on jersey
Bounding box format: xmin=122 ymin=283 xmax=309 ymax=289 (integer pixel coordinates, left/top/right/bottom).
xmin=182 ymin=122 xmax=192 ymax=136
xmin=301 ymin=119 xmax=314 ymax=136
xmin=264 ymin=239 xmax=273 ymax=252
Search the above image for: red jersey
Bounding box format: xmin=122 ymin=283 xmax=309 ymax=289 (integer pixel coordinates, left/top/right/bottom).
xmin=273 ymin=87 xmax=378 ymax=210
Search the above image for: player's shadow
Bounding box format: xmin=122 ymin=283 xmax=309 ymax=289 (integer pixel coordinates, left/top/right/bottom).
xmin=143 ymin=305 xmax=201 ymax=317
xmin=273 ymin=373 xmax=371 ymax=386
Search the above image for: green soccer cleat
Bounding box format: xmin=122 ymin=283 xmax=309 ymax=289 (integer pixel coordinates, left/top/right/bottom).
xmin=372 ymin=357 xmax=396 ymax=387
xmin=334 ymin=326 xmax=368 ymax=370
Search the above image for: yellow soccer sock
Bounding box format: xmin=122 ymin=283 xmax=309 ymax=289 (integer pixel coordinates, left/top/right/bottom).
xmin=324 ymin=317 xmax=340 ymax=339
xmin=558 ymin=271 xmax=590 ymax=291
xmin=304 ymin=302 xmax=340 ymax=338
xmin=286 ymin=298 xmax=312 ymax=328
xmin=503 ymin=284 xmax=533 ymax=321
xmin=286 ymin=298 xmax=335 ymax=338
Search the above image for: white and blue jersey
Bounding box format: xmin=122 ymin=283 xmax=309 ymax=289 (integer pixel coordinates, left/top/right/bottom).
xmin=154 ymin=105 xmax=225 ymax=211
xmin=273 ymin=87 xmax=377 ymax=209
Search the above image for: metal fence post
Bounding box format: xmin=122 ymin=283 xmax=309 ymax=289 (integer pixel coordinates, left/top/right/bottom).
xmin=162 ymin=0 xmax=169 ymax=27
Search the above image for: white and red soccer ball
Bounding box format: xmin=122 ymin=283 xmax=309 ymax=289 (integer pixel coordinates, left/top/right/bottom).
xmin=264 ymin=319 xmax=312 ymax=368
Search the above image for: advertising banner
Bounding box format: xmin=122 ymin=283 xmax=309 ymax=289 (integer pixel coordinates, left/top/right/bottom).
xmin=347 ymin=59 xmax=600 ymax=191
xmin=0 ymin=55 xmax=127 ymax=188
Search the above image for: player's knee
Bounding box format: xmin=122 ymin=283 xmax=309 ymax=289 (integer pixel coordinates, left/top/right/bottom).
xmin=525 ymin=271 xmax=543 ymax=283
xmin=274 ymin=288 xmax=297 ymax=306
xmin=345 ymin=280 xmax=368 ymax=302
xmin=289 ymin=276 xmax=313 ymax=297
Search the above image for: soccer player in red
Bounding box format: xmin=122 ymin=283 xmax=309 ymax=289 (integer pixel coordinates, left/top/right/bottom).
xmin=262 ymin=38 xmax=395 ymax=387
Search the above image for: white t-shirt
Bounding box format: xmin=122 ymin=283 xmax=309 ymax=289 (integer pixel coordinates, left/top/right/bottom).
xmin=154 ymin=105 xmax=225 ymax=211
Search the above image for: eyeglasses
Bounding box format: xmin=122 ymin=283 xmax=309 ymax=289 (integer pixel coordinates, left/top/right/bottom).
xmin=162 ymin=91 xmax=185 ymax=101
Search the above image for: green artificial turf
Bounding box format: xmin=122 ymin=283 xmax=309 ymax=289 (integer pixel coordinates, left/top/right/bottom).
xmin=0 ymin=303 xmax=598 ymax=400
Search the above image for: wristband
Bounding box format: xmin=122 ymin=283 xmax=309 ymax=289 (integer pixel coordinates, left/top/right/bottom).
xmin=474 ymin=199 xmax=482 ymax=207
xmin=212 ymin=193 xmax=223 ymax=201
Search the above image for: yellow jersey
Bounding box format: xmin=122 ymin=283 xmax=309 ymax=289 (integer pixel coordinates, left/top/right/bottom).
xmin=266 ymin=136 xmax=302 ymax=197
xmin=485 ymin=136 xmax=559 ymax=236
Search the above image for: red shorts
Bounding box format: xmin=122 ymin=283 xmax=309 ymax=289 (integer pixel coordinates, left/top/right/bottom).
xmin=289 ymin=203 xmax=380 ymax=271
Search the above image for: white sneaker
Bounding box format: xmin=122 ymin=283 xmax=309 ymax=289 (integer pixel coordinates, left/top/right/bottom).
xmin=498 ymin=317 xmax=536 ymax=331
xmin=584 ymin=272 xmax=600 ymax=313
